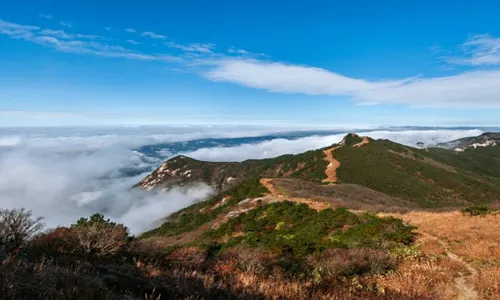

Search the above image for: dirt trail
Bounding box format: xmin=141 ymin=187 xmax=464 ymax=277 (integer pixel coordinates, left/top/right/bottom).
xmin=353 ymin=136 xmax=369 ymax=147
xmin=419 ymin=232 xmax=478 ymax=300
xmin=259 ymin=178 xmax=331 ymax=210
xmin=322 ymin=146 xmax=341 ymax=184
xmin=322 ymin=137 xmax=369 ymax=184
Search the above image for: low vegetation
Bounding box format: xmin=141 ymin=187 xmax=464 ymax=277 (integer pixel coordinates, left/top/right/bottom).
xmin=0 ymin=203 xmax=429 ymax=299
xmin=335 ymin=139 xmax=500 ymax=207
xmin=141 ymin=178 xmax=268 ymax=238
xmin=461 ymin=204 xmax=497 ymax=216
xmin=207 ymin=201 xmax=415 ymax=258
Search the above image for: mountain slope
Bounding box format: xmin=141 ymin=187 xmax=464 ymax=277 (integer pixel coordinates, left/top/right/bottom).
xmin=139 ymin=133 xmax=500 ymax=210
xmin=137 ymin=148 xmax=328 ymax=193
xmin=333 ymin=138 xmax=500 ymax=207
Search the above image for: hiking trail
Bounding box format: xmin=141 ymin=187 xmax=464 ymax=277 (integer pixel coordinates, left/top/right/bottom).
xmin=322 ymin=136 xmax=369 ymax=184
xmin=420 ymin=232 xmax=478 ymax=300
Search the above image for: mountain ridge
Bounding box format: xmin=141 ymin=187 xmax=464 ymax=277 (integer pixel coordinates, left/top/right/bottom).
xmin=138 ymin=132 xmax=500 ymax=210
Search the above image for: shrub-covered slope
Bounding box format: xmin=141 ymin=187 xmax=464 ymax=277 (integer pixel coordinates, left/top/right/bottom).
xmin=334 ymin=138 xmax=500 ymax=207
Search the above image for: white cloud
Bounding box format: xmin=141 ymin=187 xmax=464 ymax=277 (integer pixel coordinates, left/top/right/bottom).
xmin=142 ymin=31 xmax=166 ymax=39
xmin=448 ymin=34 xmax=500 ymax=66
xmin=59 ymin=21 xmax=72 ymax=28
xmin=125 ymin=28 xmax=136 ymax=33
xmin=127 ymin=39 xmax=139 ymax=45
xmin=166 ymin=42 xmax=215 ymax=53
xmin=104 ymin=26 xmax=112 ymax=31
xmin=40 ymin=29 xmax=101 ymax=40
xmin=228 ymin=47 xmax=249 ymax=55
xmin=204 ymin=58 xmax=500 ymax=108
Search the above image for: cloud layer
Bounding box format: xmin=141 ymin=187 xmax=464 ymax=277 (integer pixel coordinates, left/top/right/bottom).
xmin=0 ymin=126 xmax=486 ymax=233
xmin=182 ymin=129 xmax=483 ymax=162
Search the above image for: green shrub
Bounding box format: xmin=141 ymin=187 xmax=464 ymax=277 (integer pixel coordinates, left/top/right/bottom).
xmin=206 ymin=202 xmax=416 ymax=258
xmin=462 ymin=205 xmax=494 ymax=216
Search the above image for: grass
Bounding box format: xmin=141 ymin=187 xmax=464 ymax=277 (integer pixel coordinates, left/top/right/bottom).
xmin=384 ymin=210 xmax=500 ymax=299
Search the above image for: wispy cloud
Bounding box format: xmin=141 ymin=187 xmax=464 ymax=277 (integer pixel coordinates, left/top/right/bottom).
xmin=204 ymin=58 xmax=500 ymax=108
xmin=127 ymin=39 xmax=139 ymax=45
xmin=228 ymin=47 xmax=249 ymax=55
xmin=166 ymin=42 xmax=214 ymax=53
xmin=0 ymin=19 xmax=178 ymax=62
xmin=448 ymin=34 xmax=500 ymax=66
xmin=104 ymin=27 xmax=112 ymax=31
xmin=4 ymin=17 xmax=500 ymax=109
xmin=39 ymin=13 xmax=53 ymax=20
xmin=142 ymin=31 xmax=166 ymax=39
xmin=40 ymin=29 xmax=101 ymax=40
xmin=59 ymin=21 xmax=72 ymax=28
xmin=125 ymin=28 xmax=136 ymax=33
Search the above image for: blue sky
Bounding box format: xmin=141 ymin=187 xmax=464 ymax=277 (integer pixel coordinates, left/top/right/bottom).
xmin=2 ymin=0 xmax=500 ymax=127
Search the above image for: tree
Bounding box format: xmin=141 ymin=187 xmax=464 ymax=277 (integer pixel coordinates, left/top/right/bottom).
xmin=0 ymin=208 xmax=44 ymax=254
xmin=71 ymin=213 xmax=129 ymax=257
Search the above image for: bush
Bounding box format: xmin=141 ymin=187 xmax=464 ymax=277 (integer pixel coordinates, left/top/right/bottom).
xmin=28 ymin=227 xmax=77 ymax=257
xmin=0 ymin=258 xmax=120 ymax=300
xmin=462 ymin=204 xmax=494 ymax=216
xmin=166 ymin=246 xmax=207 ymax=269
xmin=70 ymin=214 xmax=129 ymax=257
xmin=0 ymin=208 xmax=44 ymax=255
xmin=207 ymin=202 xmax=417 ymax=259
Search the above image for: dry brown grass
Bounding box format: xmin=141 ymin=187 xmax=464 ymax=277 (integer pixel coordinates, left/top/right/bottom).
xmin=388 ymin=211 xmax=500 ymax=263
xmin=379 ymin=210 xmax=500 ymax=299
xmin=376 ymin=258 xmax=457 ymax=300
xmin=474 ymin=266 xmax=500 ymax=300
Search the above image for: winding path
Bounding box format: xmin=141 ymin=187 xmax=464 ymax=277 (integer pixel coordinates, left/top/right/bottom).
xmin=322 ymin=146 xmax=342 ymax=184
xmin=420 ymin=232 xmax=478 ymax=300
xmin=322 ymin=137 xmax=370 ymax=184
xmin=259 ymin=178 xmax=331 ymax=210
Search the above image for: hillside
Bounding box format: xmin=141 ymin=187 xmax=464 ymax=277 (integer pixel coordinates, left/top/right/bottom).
xmin=140 ymin=133 xmax=500 ymax=209
xmin=128 ymin=132 xmax=500 ymax=299
xmin=137 ymin=131 xmax=500 ymax=260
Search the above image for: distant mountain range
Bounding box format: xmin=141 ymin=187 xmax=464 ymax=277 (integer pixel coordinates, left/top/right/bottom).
xmin=437 ymin=132 xmax=500 ymax=151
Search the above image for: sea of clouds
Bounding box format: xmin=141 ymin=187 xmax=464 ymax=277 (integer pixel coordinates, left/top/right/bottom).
xmin=0 ymin=125 xmax=486 ymax=234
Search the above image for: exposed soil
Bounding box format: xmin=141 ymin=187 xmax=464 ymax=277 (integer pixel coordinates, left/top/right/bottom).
xmin=353 ymin=136 xmax=370 ymax=147
xmin=322 ymin=146 xmax=342 ymax=184
xmin=322 ymin=137 xmax=370 ymax=184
